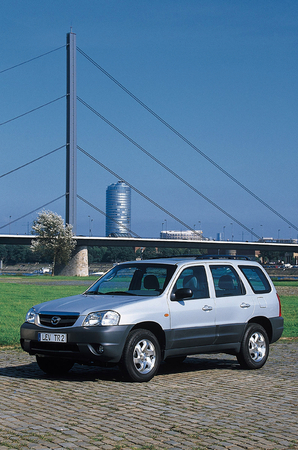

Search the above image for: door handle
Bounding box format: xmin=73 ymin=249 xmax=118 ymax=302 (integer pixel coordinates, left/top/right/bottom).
xmin=202 ymin=305 xmax=213 ymax=312
xmin=240 ymin=302 xmax=251 ymax=309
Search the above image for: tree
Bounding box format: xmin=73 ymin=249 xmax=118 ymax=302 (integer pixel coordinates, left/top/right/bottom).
xmin=137 ymin=247 xmax=206 ymax=260
xmin=31 ymin=211 xmax=76 ymax=275
xmin=7 ymin=245 xmax=29 ymax=264
xmin=88 ymin=246 xmax=108 ymax=263
xmin=102 ymin=247 xmax=136 ymax=263
xmin=258 ymin=250 xmax=286 ymax=265
xmin=0 ymin=245 xmax=7 ymax=263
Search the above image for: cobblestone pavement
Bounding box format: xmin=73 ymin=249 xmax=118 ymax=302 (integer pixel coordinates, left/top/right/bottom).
xmin=0 ymin=341 xmax=297 ymax=450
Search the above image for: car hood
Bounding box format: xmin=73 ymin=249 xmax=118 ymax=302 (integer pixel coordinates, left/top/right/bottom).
xmin=33 ymin=293 xmax=149 ymax=315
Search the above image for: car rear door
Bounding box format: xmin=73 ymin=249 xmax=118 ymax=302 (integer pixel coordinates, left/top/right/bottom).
xmin=209 ymin=264 xmax=255 ymax=344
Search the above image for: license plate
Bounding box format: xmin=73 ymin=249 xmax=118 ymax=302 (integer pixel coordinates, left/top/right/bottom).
xmin=38 ymin=333 xmax=67 ymax=343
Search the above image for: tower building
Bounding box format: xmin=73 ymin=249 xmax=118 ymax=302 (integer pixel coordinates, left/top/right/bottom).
xmin=106 ymin=181 xmax=131 ymax=237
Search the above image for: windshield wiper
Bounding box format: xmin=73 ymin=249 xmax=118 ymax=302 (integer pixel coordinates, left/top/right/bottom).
xmin=103 ymin=291 xmax=136 ymax=296
xmin=84 ymin=291 xmax=103 ymax=295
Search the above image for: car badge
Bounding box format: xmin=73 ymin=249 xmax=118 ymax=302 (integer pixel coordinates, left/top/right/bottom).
xmin=51 ymin=316 xmax=61 ymax=326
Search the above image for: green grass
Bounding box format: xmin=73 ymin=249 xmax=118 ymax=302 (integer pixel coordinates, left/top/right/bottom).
xmin=272 ymin=280 xmax=298 ymax=286
xmin=0 ymin=282 xmax=84 ymax=346
xmin=0 ymin=276 xmax=297 ymax=346
xmin=1 ymin=275 xmax=98 ymax=283
xmin=273 ymin=280 xmax=298 ymax=337
xmin=279 ymin=296 xmax=298 ymax=337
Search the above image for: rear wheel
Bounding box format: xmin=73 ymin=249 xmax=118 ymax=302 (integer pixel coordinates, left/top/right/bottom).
xmin=36 ymin=356 xmax=74 ymax=376
xmin=120 ymin=329 xmax=161 ymax=382
xmin=237 ymin=324 xmax=269 ymax=369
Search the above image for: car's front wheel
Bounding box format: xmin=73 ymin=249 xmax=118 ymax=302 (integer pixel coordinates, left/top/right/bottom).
xmin=120 ymin=329 xmax=161 ymax=382
xmin=36 ymin=355 xmax=74 ymax=376
xmin=237 ymin=323 xmax=269 ymax=369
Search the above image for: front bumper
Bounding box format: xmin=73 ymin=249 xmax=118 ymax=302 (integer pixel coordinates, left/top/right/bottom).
xmin=20 ymin=322 xmax=133 ymax=364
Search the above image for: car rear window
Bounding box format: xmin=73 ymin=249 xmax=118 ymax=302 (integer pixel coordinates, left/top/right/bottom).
xmin=239 ymin=265 xmax=271 ymax=294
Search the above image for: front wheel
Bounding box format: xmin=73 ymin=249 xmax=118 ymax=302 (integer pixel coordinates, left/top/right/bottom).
xmin=120 ymin=329 xmax=161 ymax=382
xmin=237 ymin=324 xmax=269 ymax=370
xmin=36 ymin=355 xmax=74 ymax=376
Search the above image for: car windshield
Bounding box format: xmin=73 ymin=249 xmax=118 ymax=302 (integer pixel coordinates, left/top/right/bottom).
xmin=86 ymin=263 xmax=177 ymax=296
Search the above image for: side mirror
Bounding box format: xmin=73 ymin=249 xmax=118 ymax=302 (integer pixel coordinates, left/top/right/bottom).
xmin=171 ymin=288 xmax=193 ymax=301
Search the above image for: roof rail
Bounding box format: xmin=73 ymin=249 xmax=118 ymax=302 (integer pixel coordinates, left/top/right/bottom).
xmin=148 ymin=254 xmax=199 ymax=260
xmin=148 ymin=254 xmax=255 ymax=261
xmin=195 ymin=255 xmax=254 ymax=260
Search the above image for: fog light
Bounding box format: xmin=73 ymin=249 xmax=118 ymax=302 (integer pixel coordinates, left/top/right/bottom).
xmin=97 ymin=345 xmax=104 ymax=354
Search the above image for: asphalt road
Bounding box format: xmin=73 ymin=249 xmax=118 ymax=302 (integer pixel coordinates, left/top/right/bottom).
xmin=0 ymin=341 xmax=297 ymax=450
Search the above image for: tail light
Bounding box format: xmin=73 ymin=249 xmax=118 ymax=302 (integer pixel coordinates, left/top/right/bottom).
xmin=276 ymin=293 xmax=282 ymax=317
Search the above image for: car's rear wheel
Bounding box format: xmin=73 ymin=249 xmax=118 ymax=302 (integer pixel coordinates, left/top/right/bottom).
xmin=237 ymin=324 xmax=269 ymax=369
xmin=120 ymin=329 xmax=161 ymax=382
xmin=36 ymin=355 xmax=74 ymax=376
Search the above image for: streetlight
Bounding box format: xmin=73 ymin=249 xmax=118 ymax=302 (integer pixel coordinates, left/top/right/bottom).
xmin=88 ymin=216 xmax=93 ymax=237
xmin=161 ymin=222 xmax=165 ymax=238
xmin=223 ymin=225 xmax=226 ymax=240
xmin=260 ymin=224 xmax=263 ymax=240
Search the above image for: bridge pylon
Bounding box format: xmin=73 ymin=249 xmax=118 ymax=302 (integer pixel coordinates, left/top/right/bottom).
xmin=66 ymin=31 xmax=77 ymax=235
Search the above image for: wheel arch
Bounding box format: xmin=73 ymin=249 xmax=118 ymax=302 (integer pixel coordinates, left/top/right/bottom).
xmin=130 ymin=322 xmax=166 ymax=355
xmin=247 ymin=316 xmax=273 ymax=342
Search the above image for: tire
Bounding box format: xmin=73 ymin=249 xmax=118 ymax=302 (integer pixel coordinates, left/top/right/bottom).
xmin=120 ymin=329 xmax=161 ymax=382
xmin=237 ymin=324 xmax=269 ymax=370
xmin=36 ymin=356 xmax=74 ymax=376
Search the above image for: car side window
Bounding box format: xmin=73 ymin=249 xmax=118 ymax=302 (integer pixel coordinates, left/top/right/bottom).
xmin=210 ymin=265 xmax=245 ymax=297
xmin=172 ymin=266 xmax=209 ymax=300
xmin=239 ymin=265 xmax=271 ymax=294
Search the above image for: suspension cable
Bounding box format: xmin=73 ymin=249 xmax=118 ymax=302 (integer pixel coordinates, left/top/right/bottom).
xmin=77 ymin=195 xmax=140 ymax=238
xmin=0 ymin=45 xmax=66 ymax=74
xmin=78 ymin=145 xmax=225 ymax=239
xmin=0 ymin=145 xmax=65 ymax=179
xmin=77 ymin=47 xmax=298 ymax=232
xmin=0 ymin=194 xmax=66 ymax=230
xmin=77 ymin=101 xmax=261 ymax=240
xmin=0 ymin=95 xmax=66 ymax=126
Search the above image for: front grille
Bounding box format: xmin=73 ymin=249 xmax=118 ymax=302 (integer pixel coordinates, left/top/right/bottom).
xmin=31 ymin=341 xmax=79 ymax=352
xmin=39 ymin=313 xmax=79 ymax=328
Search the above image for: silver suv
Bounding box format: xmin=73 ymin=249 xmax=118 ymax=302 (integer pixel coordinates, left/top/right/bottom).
xmin=20 ymin=256 xmax=283 ymax=382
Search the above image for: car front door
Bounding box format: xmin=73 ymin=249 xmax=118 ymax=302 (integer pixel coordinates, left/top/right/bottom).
xmin=168 ymin=265 xmax=216 ymax=351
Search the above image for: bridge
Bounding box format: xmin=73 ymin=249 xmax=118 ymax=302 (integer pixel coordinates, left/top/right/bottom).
xmin=2 ymin=234 xmax=298 ymax=253
xmin=2 ymin=234 xmax=297 ymax=276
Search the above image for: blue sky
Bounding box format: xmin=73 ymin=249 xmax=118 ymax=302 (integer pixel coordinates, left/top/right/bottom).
xmin=0 ymin=1 xmax=297 ymax=241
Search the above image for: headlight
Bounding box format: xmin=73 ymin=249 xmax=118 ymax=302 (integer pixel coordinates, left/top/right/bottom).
xmin=25 ymin=307 xmax=36 ymax=324
xmin=83 ymin=310 xmax=120 ymax=327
